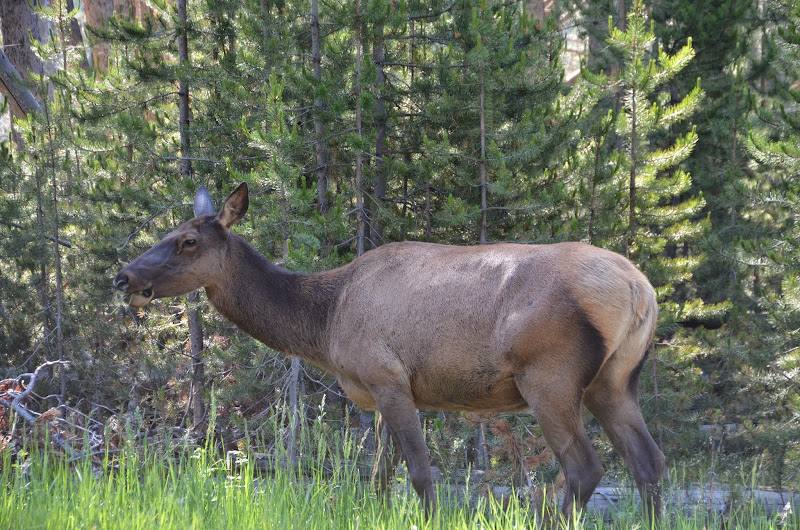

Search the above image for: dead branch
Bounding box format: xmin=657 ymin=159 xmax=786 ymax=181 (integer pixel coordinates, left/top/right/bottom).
xmin=1 ymin=220 xmax=74 ymax=248
xmin=0 ymin=360 xmax=77 ymax=457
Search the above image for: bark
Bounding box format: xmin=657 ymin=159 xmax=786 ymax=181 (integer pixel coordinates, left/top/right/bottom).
xmin=64 ymin=0 xmax=84 ymax=54
xmin=311 ymin=0 xmax=328 ymax=215
xmin=83 ymin=0 xmax=114 ymax=72
xmin=0 ymin=2 xmax=44 ymax=79
xmin=0 ymin=1 xmax=45 ymax=123
xmin=0 ymin=49 xmax=42 ymax=118
xmin=526 ymin=0 xmax=546 ymax=22
xmin=616 ymin=0 xmax=627 ymax=30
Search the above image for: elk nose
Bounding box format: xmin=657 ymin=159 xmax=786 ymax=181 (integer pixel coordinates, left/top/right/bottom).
xmin=113 ymin=273 xmax=129 ymax=292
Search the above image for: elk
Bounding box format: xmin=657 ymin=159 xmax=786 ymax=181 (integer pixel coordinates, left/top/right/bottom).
xmin=114 ymin=183 xmax=665 ymax=519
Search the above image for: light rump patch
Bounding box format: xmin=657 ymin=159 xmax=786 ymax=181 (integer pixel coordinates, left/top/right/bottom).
xmin=114 ymin=183 xmax=665 ymax=522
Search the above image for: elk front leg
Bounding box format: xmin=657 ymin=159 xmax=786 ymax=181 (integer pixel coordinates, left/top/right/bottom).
xmin=373 ymin=390 xmax=436 ymax=515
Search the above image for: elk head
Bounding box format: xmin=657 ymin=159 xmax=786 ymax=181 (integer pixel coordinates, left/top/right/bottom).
xmin=114 ymin=183 xmax=249 ymax=307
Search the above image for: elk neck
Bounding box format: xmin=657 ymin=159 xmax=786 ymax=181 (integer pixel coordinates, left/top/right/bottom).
xmin=203 ymin=233 xmax=341 ymax=370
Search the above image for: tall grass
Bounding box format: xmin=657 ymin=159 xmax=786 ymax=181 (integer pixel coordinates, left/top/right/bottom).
xmin=0 ymin=409 xmax=796 ymax=529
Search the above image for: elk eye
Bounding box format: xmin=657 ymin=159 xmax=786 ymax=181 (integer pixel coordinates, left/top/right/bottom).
xmin=183 ymin=238 xmax=197 ymax=248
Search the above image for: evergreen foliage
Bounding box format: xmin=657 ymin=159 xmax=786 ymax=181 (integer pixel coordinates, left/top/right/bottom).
xmin=744 ymin=0 xmax=800 ymax=489
xmin=0 ymin=0 xmax=798 ymax=493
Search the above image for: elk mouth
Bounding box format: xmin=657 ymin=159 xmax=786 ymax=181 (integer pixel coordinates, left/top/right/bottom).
xmin=114 ymin=272 xmax=155 ymax=307
xmin=126 ymin=288 xmax=154 ymax=308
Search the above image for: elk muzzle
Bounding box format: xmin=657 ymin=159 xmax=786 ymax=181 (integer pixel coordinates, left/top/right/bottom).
xmin=114 ymin=271 xmax=155 ymax=308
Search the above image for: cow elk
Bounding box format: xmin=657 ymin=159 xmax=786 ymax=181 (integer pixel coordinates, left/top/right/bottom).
xmin=114 ymin=183 xmax=665 ymax=520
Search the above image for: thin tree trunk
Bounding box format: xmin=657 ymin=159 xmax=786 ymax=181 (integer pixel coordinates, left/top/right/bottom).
xmin=34 ymin=172 xmax=52 ymax=362
xmin=616 ymin=0 xmax=627 ymax=30
xmin=42 ymin=94 xmax=67 ymax=406
xmin=287 ymin=357 xmax=301 ymax=463
xmin=425 ymin=182 xmax=432 ymax=238
xmin=475 ymin=421 xmax=489 ymax=470
xmin=627 ymin=89 xmax=637 ymax=258
xmin=188 ymin=292 xmax=205 ymax=427
xmin=311 ymin=0 xmax=328 ymax=215
xmin=371 ymin=20 xmax=386 ymax=248
xmin=588 ymin=133 xmax=602 ymax=246
xmin=355 ymin=0 xmax=366 ymax=257
xmin=479 ymin=67 xmax=488 ymax=245
xmin=653 ymin=346 xmax=662 ymax=449
xmin=176 ymin=0 xmax=204 ymax=430
xmin=177 ymin=0 xmax=192 ymax=181
xmin=354 ymin=0 xmax=374 ymax=454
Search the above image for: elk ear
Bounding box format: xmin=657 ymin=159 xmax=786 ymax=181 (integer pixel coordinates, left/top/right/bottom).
xmin=194 ymin=185 xmax=215 ymax=218
xmin=217 ymin=182 xmax=249 ymax=229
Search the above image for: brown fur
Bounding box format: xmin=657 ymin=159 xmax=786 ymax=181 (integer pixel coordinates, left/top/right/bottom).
xmin=114 ymin=183 xmax=665 ymax=519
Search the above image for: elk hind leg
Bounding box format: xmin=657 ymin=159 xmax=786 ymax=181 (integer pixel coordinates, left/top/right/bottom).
xmin=584 ymin=361 xmax=665 ymax=519
xmin=516 ymin=367 xmax=604 ymax=519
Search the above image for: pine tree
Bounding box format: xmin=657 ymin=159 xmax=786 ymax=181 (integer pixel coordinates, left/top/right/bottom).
xmin=420 ymin=0 xmax=565 ymax=244
xmin=562 ymin=0 xmax=718 ymax=458
xmin=744 ymin=0 xmax=800 ymax=488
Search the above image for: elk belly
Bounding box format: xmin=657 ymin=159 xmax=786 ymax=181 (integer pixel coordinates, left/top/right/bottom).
xmin=337 ymin=376 xmax=378 ymax=410
xmin=411 ymin=368 xmax=527 ymax=412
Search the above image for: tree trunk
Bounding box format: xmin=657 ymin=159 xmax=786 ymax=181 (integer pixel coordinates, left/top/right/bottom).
xmin=287 ymin=357 xmax=301 ymax=463
xmin=41 ymin=94 xmax=67 ymax=406
xmin=34 ymin=169 xmax=52 ymax=362
xmin=64 ymin=0 xmax=85 ymax=56
xmin=475 ymin=421 xmax=490 ymax=470
xmin=83 ymin=0 xmax=114 ymax=72
xmin=177 ymin=0 xmax=192 ymax=181
xmin=616 ymin=0 xmax=627 ymax=31
xmin=0 ymin=2 xmax=44 ymax=79
xmin=627 ymin=87 xmax=637 ymax=258
xmin=479 ymin=68 xmax=488 ymax=245
xmin=526 ymin=0 xmax=546 ymax=22
xmin=311 ymin=0 xmax=328 ymax=215
xmin=188 ymin=292 xmax=205 ymax=428
xmin=0 ymin=0 xmax=46 ymax=137
xmin=355 ymin=0 xmax=366 ymax=257
xmin=0 ymin=49 xmax=42 ymax=118
xmin=371 ymin=20 xmax=386 ymax=248
xmin=176 ymin=0 xmax=204 ymax=431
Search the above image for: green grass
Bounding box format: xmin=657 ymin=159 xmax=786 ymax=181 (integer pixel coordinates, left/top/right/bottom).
xmin=0 ymin=415 xmax=796 ymax=529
